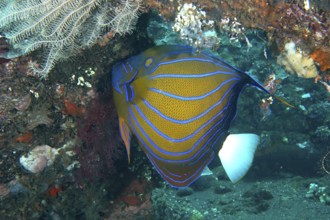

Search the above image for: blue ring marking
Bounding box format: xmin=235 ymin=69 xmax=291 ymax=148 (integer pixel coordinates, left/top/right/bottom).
xmin=160 ymin=149 xmax=214 ymax=180
xmin=124 ymin=70 xmax=138 ymax=85
xmin=148 ymin=57 xmax=236 ymax=77
xmin=187 ymin=124 xmax=226 ymax=167
xmin=162 ymin=164 xmax=182 ymax=178
xmin=148 ymin=77 xmax=239 ymax=101
xmin=132 ymin=81 xmax=237 ymax=142
xmin=124 ymin=84 xmax=135 ymax=102
xmin=211 ymin=130 xmax=227 ymax=150
xmin=128 ymin=106 xmax=215 ymax=160
xmin=127 ymin=62 xmax=133 ymax=72
xmin=147 ymin=150 xmax=215 ymax=187
xmin=127 ymin=92 xmax=236 ymax=160
xmin=152 ymin=47 xmax=239 ymax=76
xmin=122 ymin=62 xmax=128 ymax=74
xmin=183 ymin=91 xmax=238 ymax=167
xmin=129 ymin=85 xmax=134 ymax=101
xmin=128 ymin=102 xmax=229 ymax=168
xmin=129 ymin=102 xmax=228 ymax=172
xmin=186 ymin=99 xmax=235 ymax=167
xmin=133 ymin=98 xmax=225 ymax=143
xmin=164 ymin=149 xmax=212 ymax=178
xmin=150 ymin=71 xmax=238 ymax=79
xmin=142 ymin=82 xmax=237 ymax=124
xmin=153 ymin=46 xmax=245 ymax=77
xmin=114 ymin=83 xmax=122 ymax=94
xmin=124 ymin=85 xmax=129 ymax=102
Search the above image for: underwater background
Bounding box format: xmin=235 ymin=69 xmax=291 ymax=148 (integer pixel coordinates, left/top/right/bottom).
xmin=0 ymin=0 xmax=329 ymax=219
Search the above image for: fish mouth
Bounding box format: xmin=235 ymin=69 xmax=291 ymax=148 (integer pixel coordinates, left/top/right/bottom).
xmin=112 ymin=61 xmax=138 ymax=95
xmin=112 ymin=62 xmax=125 ymax=93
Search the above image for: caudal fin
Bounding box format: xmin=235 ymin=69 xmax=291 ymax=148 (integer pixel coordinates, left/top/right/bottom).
xmin=218 ymin=134 xmax=259 ymax=183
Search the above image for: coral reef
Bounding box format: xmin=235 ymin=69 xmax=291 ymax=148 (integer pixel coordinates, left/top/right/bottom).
xmin=0 ymin=184 xmax=10 ymax=197
xmin=310 ymin=48 xmax=330 ymax=72
xmin=0 ymin=0 xmax=142 ymax=77
xmin=107 ymin=175 xmax=154 ymax=219
xmin=145 ymin=0 xmax=330 ymax=66
xmin=218 ymin=0 xmax=329 ymax=55
xmin=0 ymin=17 xmax=142 ymax=218
xmin=173 ymin=3 xmax=220 ymax=50
xmin=26 ymin=106 xmax=54 ymax=130
xmin=76 ymin=90 xmax=124 ymax=183
xmin=305 ymin=183 xmax=330 ymax=204
xmin=19 ymin=145 xmax=59 ymax=173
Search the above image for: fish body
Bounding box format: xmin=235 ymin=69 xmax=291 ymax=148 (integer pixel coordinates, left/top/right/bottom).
xmin=112 ymin=45 xmax=269 ymax=187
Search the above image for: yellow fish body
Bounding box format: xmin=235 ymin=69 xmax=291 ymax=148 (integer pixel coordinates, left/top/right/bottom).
xmin=112 ymin=45 xmax=269 ymax=187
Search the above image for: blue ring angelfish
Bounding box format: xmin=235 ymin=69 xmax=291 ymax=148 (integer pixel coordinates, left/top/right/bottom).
xmin=112 ymin=45 xmax=271 ymax=188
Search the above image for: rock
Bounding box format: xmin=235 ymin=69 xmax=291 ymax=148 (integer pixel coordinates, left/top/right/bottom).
xmin=176 ymin=187 xmax=193 ymax=197
xmin=19 ymin=145 xmax=59 ymax=173
xmin=0 ymin=184 xmax=10 ymax=197
xmin=214 ymin=185 xmax=232 ymax=195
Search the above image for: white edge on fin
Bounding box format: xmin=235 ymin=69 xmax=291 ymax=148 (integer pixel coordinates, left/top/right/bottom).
xmin=218 ymin=133 xmax=259 ymax=183
xmin=201 ymin=166 xmax=213 ymax=176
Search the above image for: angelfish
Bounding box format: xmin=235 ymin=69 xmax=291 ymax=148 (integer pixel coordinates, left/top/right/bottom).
xmin=112 ymin=45 xmax=271 ymax=188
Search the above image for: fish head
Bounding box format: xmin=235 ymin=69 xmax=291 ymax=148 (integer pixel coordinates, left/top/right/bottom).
xmin=112 ymin=49 xmax=160 ymax=106
xmin=112 ymin=51 xmax=156 ymax=163
xmin=112 ymin=60 xmax=139 ymax=163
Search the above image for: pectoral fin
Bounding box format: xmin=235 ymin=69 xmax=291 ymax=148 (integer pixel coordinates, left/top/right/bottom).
xmin=119 ymin=117 xmax=132 ymax=163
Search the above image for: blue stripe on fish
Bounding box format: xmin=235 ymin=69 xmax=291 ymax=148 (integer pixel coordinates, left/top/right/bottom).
xmin=146 ymin=152 xmax=214 ymax=185
xmin=148 ymin=58 xmax=237 ymax=76
xmin=148 ymin=77 xmax=239 ymax=101
xmin=149 ymin=70 xmax=237 ymax=79
xmin=132 ymin=97 xmax=231 ymax=143
xmin=128 ymin=105 xmax=219 ymax=161
xmin=142 ymin=82 xmax=237 ymax=124
xmin=127 ymin=92 xmax=237 ymax=160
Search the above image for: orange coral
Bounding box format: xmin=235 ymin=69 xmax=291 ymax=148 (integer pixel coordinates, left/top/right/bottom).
xmin=63 ymin=99 xmax=85 ymax=117
xmin=15 ymin=132 xmax=33 ymax=143
xmin=46 ymin=185 xmax=62 ymax=198
xmin=310 ymin=49 xmax=330 ymax=72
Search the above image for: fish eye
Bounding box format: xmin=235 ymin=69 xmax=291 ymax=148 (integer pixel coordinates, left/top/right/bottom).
xmin=145 ymin=58 xmax=153 ymax=67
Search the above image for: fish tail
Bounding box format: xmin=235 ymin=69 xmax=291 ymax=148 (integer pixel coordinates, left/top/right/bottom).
xmin=244 ymin=73 xmax=295 ymax=108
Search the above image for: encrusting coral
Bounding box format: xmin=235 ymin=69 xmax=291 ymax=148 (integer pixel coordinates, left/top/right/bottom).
xmin=145 ymin=0 xmax=329 ymax=71
xmin=310 ymin=48 xmax=330 ymax=72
